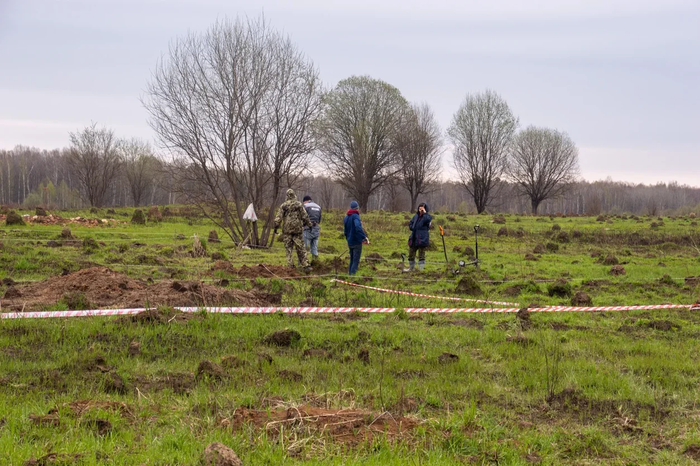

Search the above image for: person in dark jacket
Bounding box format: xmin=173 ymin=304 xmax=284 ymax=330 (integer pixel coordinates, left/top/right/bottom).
xmin=343 ymin=200 xmax=369 ymax=276
xmin=404 ymin=202 xmax=432 ymax=272
xmin=302 ymin=195 xmax=322 ymax=263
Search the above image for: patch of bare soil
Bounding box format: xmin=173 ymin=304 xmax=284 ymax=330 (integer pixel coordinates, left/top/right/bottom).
xmin=684 ymin=444 xmax=700 ymax=461
xmin=133 ymin=372 xmax=195 ymax=394
xmin=228 ymin=405 xmax=419 ymax=446
xmin=23 ymin=452 xmax=84 ymax=465
xmin=647 ymin=320 xmax=681 ymax=331
xmin=437 ymin=352 xmax=459 ymax=364
xmin=0 ymin=267 xmax=279 ymax=311
xmin=448 ymin=318 xmax=485 ymax=329
xmin=231 ymin=264 xmax=299 ymax=279
xmin=544 ymin=388 xmax=669 ymax=421
xmin=303 ymin=348 xmax=332 ymax=359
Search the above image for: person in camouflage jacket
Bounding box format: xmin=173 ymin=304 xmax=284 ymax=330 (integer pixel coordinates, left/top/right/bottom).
xmin=274 ymin=189 xmax=312 ymax=269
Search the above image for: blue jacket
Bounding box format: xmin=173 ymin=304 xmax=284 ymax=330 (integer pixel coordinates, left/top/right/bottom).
xmin=344 ymin=210 xmax=367 ymax=246
xmin=408 ymin=207 xmax=432 ymax=248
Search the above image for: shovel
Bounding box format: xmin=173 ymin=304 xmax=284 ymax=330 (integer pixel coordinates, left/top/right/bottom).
xmin=439 ymin=226 xmax=459 ymax=274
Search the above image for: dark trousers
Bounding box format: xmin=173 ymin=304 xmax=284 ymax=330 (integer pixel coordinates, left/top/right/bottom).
xmin=408 ymin=246 xmax=426 ymax=262
xmin=348 ymin=244 xmax=362 ymax=275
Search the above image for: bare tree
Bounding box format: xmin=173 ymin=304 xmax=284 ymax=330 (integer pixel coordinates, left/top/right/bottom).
xmin=143 ymin=16 xmax=322 ymax=245
xmin=120 ymin=138 xmax=158 ymax=206
xmin=394 ymin=103 xmax=443 ymax=211
xmin=507 ymin=126 xmax=579 ymax=214
xmin=67 ymin=123 xmax=122 ymax=207
xmin=318 ymin=176 xmax=337 ymax=210
xmin=315 ymin=75 xmax=408 ymax=211
xmin=448 ymin=90 xmax=518 ymax=214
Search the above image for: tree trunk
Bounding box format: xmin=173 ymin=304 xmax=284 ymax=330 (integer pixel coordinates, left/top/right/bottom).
xmin=410 ymin=192 xmax=419 ymax=213
xmin=531 ymin=198 xmax=540 ymax=215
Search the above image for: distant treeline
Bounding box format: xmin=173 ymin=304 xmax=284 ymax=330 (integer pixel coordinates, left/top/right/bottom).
xmin=1 ymin=145 xmax=698 ymax=216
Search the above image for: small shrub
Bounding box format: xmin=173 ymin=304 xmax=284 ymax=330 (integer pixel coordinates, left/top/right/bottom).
xmin=659 ymin=274 xmax=676 ymax=285
xmin=551 ymin=224 xmax=561 ymax=231
xmin=572 ymin=230 xmax=583 ymax=239
xmin=533 ymin=243 xmax=546 ymax=254
xmin=35 ymin=207 xmax=47 ymax=216
xmin=492 ymin=216 xmax=506 ymax=224
xmin=497 ymin=226 xmax=509 ymax=237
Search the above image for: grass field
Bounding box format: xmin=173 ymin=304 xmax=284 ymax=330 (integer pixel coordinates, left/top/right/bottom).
xmin=1 ymin=207 xmax=700 ymax=464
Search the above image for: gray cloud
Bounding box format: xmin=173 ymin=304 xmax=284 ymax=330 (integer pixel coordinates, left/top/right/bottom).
xmin=0 ymin=0 xmax=698 ymax=185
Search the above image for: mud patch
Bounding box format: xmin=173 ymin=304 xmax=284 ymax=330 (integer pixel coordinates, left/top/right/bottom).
xmin=229 ymin=405 xmax=419 ymax=446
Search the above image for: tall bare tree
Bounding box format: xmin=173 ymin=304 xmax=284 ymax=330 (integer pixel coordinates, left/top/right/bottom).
xmin=67 ymin=123 xmax=122 ymax=207
xmin=448 ymin=90 xmax=518 ymax=214
xmin=143 ymin=16 xmax=322 ymax=245
xmin=120 ymin=138 xmax=159 ymax=206
xmin=394 ymin=103 xmax=443 ymax=211
xmin=315 ymin=75 xmax=408 ymax=210
xmin=507 ymin=126 xmax=579 ymax=214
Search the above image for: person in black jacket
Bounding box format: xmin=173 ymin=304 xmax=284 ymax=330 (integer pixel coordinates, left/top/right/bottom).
xmin=404 ymin=202 xmax=432 ymax=272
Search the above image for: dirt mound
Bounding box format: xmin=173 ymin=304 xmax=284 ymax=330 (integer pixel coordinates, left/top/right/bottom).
xmin=203 ymin=442 xmax=242 ymax=466
xmin=229 ymin=405 xmax=419 ymax=446
xmin=263 ymin=329 xmax=301 ymax=347
xmin=571 ymin=291 xmax=592 ymax=306
xmin=1 ymin=267 xmax=279 ymax=312
xmin=365 ymin=252 xmax=385 ymax=262
xmin=232 ymin=264 xmax=299 ymax=278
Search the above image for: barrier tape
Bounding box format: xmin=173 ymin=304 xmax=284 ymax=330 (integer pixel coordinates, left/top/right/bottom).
xmin=3 ymin=304 xmax=698 ymax=319
xmin=330 ymin=278 xmax=520 ymax=306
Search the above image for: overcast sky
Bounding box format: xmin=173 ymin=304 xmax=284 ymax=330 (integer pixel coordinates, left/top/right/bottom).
xmin=1 ymin=0 xmax=698 ymax=185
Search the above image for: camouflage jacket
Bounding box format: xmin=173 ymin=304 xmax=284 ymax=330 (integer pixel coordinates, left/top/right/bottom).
xmin=274 ymin=197 xmax=311 ymax=236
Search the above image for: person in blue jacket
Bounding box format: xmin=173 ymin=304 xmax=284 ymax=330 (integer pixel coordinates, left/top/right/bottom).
xmin=404 ymin=202 xmax=432 ymax=272
xmin=343 ymin=200 xmax=369 ymax=276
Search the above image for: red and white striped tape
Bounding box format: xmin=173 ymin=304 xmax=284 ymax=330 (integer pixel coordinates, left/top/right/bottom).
xmin=330 ymin=278 xmax=519 ymax=306
xmin=2 ymin=304 xmax=698 ymax=319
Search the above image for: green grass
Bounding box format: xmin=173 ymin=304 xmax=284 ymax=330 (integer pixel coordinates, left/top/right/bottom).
xmin=1 ymin=207 xmax=700 ymax=464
